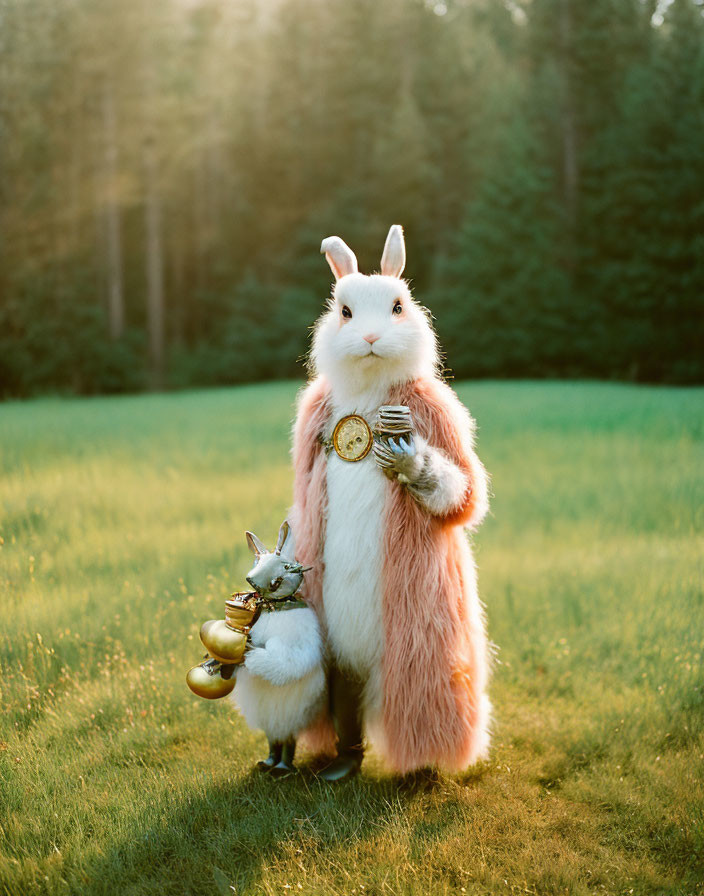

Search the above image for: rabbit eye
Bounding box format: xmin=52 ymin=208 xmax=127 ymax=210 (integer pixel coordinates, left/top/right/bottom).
xmin=392 ymin=300 xmax=403 ymax=315
xmin=341 ymin=305 xmax=352 ymax=320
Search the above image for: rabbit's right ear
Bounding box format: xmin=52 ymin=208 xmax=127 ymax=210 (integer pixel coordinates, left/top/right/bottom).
xmin=245 ymin=531 xmax=268 ymax=557
xmin=320 ymin=236 xmax=358 ymax=281
xmin=275 ymin=520 xmax=296 ymax=560
xmin=380 ymin=224 xmax=406 ymax=278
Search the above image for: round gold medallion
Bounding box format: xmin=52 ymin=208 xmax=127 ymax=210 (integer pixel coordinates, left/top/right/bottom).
xmin=332 ymin=414 xmax=373 ymax=462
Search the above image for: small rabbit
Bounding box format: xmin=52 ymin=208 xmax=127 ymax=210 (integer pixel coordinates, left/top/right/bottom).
xmin=231 ymin=520 xmax=326 ymax=776
xmin=288 ymin=225 xmax=491 ymax=780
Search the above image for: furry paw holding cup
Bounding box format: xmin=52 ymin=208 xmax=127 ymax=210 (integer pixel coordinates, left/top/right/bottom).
xmin=372 ymin=405 xmax=421 ymax=483
xmin=373 ymin=405 xmax=471 ymax=513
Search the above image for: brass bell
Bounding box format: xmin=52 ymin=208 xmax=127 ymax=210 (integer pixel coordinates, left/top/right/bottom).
xmin=186 ymin=658 xmax=237 ymax=700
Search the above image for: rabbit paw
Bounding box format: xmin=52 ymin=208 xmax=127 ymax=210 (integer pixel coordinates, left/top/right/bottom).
xmin=373 ymin=435 xmax=424 ymax=484
xmin=243 ymin=646 xmax=272 ymax=679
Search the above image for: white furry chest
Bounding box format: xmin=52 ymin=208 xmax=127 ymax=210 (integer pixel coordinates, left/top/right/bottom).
xmin=323 ymin=440 xmax=386 ymax=677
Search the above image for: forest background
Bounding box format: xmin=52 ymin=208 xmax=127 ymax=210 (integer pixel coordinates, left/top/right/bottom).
xmin=1 ymin=0 xmax=702 ymax=397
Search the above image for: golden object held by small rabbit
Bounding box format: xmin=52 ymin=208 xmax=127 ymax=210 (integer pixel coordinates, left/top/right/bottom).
xmin=199 ymin=620 xmax=249 ymax=664
xmin=186 ymin=657 xmax=237 ymax=699
xmin=186 ymin=592 xmax=259 ymax=697
xmin=198 ymin=593 xmax=259 ymax=663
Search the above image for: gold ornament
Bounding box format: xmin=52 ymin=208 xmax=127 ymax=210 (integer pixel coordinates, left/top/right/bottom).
xmin=187 ymin=592 xmax=259 ymax=700
xmin=224 ymin=592 xmax=259 ymax=629
xmin=199 ymin=620 xmax=249 ymax=664
xmin=186 ymin=658 xmax=237 ymax=699
xmin=198 ymin=593 xmax=258 ymax=664
xmin=332 ymin=414 xmax=373 ymax=462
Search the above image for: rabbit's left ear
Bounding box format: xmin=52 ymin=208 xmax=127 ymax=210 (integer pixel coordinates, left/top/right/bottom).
xmin=246 ymin=531 xmax=268 ymax=557
xmin=380 ymin=224 xmax=406 ymax=277
xmin=275 ymin=520 xmax=296 ymax=560
xmin=321 ymin=236 xmax=358 ymax=280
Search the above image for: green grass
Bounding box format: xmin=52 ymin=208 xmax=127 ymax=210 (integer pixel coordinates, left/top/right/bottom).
xmin=1 ymin=380 xmax=703 ymax=896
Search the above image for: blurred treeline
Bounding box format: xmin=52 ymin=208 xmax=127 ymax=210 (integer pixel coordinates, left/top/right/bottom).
xmin=1 ymin=0 xmax=702 ymax=396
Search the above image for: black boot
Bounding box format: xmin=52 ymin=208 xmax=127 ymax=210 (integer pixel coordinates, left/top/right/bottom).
xmin=319 ymin=666 xmax=365 ymax=782
xmin=256 ymin=738 xmax=282 ymax=772
xmin=270 ymin=737 xmax=297 ymax=778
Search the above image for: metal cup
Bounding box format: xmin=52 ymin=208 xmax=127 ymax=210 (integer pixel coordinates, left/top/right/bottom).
xmin=375 ymin=405 xmax=413 ymax=440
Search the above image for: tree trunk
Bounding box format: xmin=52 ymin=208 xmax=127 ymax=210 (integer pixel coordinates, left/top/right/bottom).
xmin=102 ymin=81 xmax=125 ymax=340
xmin=559 ymin=0 xmax=578 ymax=237
xmin=143 ymin=135 xmax=165 ymax=389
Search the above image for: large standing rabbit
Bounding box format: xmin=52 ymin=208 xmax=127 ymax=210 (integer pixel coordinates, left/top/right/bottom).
xmin=289 ymin=225 xmax=491 ymax=781
xmin=231 ymin=521 xmax=326 ymax=776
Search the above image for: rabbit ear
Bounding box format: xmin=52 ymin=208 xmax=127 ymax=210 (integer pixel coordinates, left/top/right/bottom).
xmin=380 ymin=224 xmax=406 ymax=277
xmin=320 ymin=236 xmax=358 ymax=280
xmin=275 ymin=519 xmax=296 ymax=560
xmin=245 ymin=531 xmax=268 ymax=557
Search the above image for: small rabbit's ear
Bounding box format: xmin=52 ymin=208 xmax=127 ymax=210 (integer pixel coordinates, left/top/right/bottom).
xmin=245 ymin=531 xmax=268 ymax=557
xmin=320 ymin=236 xmax=358 ymax=281
xmin=380 ymin=225 xmax=406 ymax=278
xmin=275 ymin=519 xmax=296 ymax=560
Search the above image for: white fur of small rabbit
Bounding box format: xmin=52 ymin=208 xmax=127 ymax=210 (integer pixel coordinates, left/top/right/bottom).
xmin=311 ymin=226 xmax=463 ymax=718
xmin=231 ymin=607 xmax=326 ymax=742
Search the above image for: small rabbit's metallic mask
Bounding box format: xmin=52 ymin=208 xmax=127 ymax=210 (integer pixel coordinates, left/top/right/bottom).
xmin=245 ymin=520 xmax=311 ymax=601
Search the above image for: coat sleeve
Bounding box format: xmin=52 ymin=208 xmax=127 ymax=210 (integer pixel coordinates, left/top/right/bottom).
xmin=287 ymin=377 xmax=330 ymax=611
xmin=404 ymin=378 xmax=489 ymax=530
xmin=290 ymin=376 xmax=329 ymax=507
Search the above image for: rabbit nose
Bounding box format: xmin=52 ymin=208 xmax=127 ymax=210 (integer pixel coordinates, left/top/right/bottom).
xmin=364 ymin=333 xmax=379 ymax=344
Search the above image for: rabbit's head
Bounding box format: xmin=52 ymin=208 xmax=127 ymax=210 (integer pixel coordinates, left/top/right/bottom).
xmin=244 ymin=520 xmax=309 ymax=601
xmin=311 ymin=225 xmax=439 ymax=402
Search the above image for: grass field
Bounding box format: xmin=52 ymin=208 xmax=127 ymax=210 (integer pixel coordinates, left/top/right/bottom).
xmin=1 ymin=380 xmax=702 ymax=896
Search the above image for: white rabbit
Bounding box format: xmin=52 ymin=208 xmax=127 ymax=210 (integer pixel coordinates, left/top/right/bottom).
xmin=230 ymin=521 xmax=326 ymax=776
xmin=289 ymin=225 xmax=490 ymax=780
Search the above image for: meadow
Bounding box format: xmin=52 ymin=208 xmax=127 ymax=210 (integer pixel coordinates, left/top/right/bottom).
xmin=0 ymin=380 xmax=702 ymax=896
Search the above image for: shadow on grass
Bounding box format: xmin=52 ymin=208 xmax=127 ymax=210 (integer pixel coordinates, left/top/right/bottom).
xmin=81 ymin=761 xmax=486 ymax=896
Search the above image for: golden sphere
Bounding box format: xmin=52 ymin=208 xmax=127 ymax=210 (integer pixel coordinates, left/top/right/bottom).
xmin=200 ymin=619 xmax=248 ymax=664
xmin=186 ymin=661 xmax=236 ymax=699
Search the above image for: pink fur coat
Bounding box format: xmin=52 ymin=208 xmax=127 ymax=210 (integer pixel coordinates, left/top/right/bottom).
xmin=289 ymin=374 xmax=491 ymax=773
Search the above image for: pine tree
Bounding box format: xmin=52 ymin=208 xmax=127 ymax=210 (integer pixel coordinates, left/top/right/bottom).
xmin=581 ymin=0 xmax=704 ymax=381
xmin=435 ymin=96 xmax=571 ymax=378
